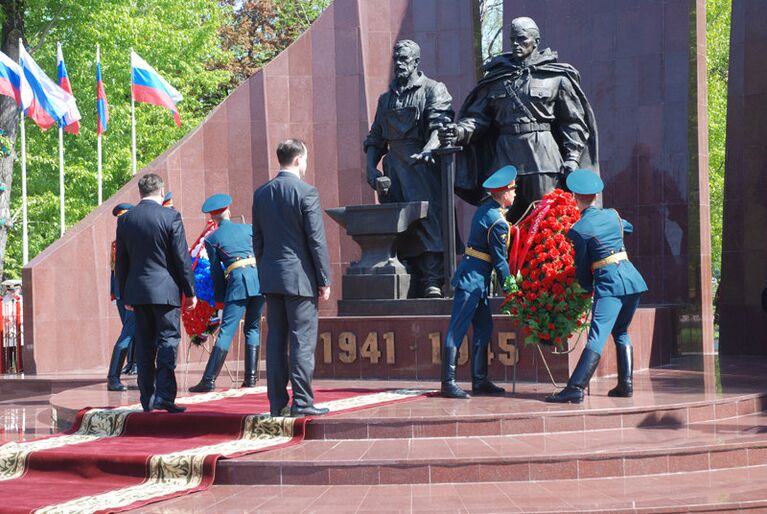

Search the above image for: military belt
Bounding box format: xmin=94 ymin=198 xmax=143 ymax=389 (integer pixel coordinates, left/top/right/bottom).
xmin=465 ymin=247 xmax=492 ymax=263
xmin=591 ymin=251 xmax=628 ymax=271
xmin=225 ymin=257 xmax=256 ymax=278
xmin=499 ymin=122 xmax=551 ymax=135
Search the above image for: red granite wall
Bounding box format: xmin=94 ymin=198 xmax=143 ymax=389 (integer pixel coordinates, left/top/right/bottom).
xmin=22 ymin=0 xmax=478 ymax=374
xmin=719 ymin=0 xmax=767 ymax=355
xmin=502 ymin=0 xmax=713 ymax=353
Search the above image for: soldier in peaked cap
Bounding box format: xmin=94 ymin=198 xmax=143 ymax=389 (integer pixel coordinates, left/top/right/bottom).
xmin=441 ymin=165 xmax=517 ymax=399
xmin=546 ymin=170 xmax=648 ymax=403
xmin=162 ymin=192 xmax=174 ymax=208
xmin=189 ymin=194 xmax=264 ymax=392
xmin=108 ymin=203 xmax=135 ymax=391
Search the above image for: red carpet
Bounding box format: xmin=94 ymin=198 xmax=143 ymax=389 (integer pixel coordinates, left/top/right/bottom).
xmin=0 ymin=387 xmax=428 ymax=513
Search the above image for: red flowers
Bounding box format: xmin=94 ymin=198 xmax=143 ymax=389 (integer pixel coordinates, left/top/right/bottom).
xmin=501 ymin=189 xmax=592 ymax=349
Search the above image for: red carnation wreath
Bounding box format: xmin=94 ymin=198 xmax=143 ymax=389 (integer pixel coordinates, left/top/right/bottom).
xmin=502 ymin=188 xmax=592 ymax=348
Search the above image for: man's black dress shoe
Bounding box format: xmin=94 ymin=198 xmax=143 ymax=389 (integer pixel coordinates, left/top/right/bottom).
xmin=290 ymin=405 xmax=329 ymax=417
xmin=153 ymin=399 xmax=187 ymax=413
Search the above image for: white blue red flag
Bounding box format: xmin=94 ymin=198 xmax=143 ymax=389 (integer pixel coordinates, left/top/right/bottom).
xmin=96 ymin=58 xmax=108 ymax=135
xmin=56 ymin=44 xmax=80 ymax=134
xmin=131 ymin=51 xmax=182 ymax=127
xmin=19 ymin=45 xmax=79 ymax=131
xmin=0 ymin=50 xmax=32 ymax=109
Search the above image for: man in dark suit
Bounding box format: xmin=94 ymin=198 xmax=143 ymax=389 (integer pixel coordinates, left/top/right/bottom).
xmin=252 ymin=139 xmax=332 ymax=417
xmin=116 ymin=173 xmax=197 ymax=413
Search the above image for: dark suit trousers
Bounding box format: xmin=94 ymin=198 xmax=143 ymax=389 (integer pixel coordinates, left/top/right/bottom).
xmin=265 ymin=294 xmax=319 ymax=411
xmin=133 ymin=304 xmax=181 ymax=410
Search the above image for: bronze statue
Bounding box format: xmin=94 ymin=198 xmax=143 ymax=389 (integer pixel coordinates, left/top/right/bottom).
xmin=364 ymin=40 xmax=454 ymax=298
xmin=440 ymin=17 xmax=598 ymax=222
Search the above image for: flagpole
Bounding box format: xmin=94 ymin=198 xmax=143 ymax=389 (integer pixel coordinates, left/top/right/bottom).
xmin=20 ymin=110 xmax=28 ymax=265
xmin=58 ymin=125 xmax=65 ymax=235
xmin=130 ymin=49 xmax=136 ymax=176
xmin=19 ymin=38 xmax=28 ymax=264
xmin=96 ymin=44 xmax=103 ymax=204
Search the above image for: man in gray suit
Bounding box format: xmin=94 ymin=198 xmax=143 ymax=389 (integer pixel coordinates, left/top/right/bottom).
xmin=252 ymin=139 xmax=332 ymax=417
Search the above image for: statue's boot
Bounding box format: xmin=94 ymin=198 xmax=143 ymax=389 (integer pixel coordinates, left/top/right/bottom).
xmin=189 ymin=347 xmax=228 ymax=393
xmin=441 ymin=346 xmax=470 ymax=399
xmin=241 ymin=344 xmax=259 ymax=388
xmin=545 ymin=349 xmax=601 ymax=404
xmin=107 ymin=347 xmax=128 ymax=392
xmin=608 ymin=344 xmax=633 ymax=398
xmin=471 ymin=344 xmax=505 ymax=396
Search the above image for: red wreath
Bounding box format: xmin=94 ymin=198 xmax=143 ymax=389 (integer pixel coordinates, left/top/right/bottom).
xmin=181 ymin=220 xmax=222 ymax=344
xmin=502 ymin=189 xmax=592 ymax=348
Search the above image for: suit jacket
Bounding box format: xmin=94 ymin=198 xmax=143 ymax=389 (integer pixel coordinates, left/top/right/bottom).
xmin=567 ymin=207 xmax=648 ymax=299
xmin=115 ymin=199 xmax=195 ymax=306
xmin=252 ymin=171 xmax=331 ymax=297
xmin=204 ymin=219 xmax=261 ymax=304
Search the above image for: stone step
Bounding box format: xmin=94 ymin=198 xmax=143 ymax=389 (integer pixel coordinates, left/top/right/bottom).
xmin=131 ymin=465 xmax=767 ymax=513
xmin=215 ymin=412 xmax=767 ymax=485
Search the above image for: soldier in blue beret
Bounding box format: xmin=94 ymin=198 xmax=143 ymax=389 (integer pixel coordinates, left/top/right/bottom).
xmin=546 ymin=169 xmax=648 ymax=403
xmin=189 ymin=194 xmax=265 ymax=392
xmin=107 ymin=202 xmax=135 ymax=391
xmin=441 ymin=165 xmax=517 ymax=398
xmin=162 ymin=191 xmax=174 ymax=208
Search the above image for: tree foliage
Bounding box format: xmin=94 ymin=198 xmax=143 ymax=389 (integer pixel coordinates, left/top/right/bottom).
xmin=0 ymin=0 xmax=330 ymax=279
xmin=706 ymin=0 xmax=730 ymax=278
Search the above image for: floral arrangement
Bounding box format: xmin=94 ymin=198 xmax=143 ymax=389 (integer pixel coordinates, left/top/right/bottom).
xmin=502 ymin=189 xmax=592 ymax=348
xmin=181 ymin=220 xmax=222 ymax=344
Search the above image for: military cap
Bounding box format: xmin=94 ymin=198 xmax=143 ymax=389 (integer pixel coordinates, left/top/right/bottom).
xmin=201 ymin=193 xmax=232 ymax=214
xmin=566 ymin=169 xmax=604 ymax=195
xmin=112 ymin=203 xmax=134 ymax=217
xmin=162 ymin=191 xmax=174 ymax=207
xmin=482 ymin=165 xmax=518 ymax=192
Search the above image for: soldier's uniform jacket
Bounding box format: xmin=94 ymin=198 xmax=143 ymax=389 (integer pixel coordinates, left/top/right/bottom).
xmin=204 ymin=219 xmax=261 ymax=304
xmin=568 ymin=207 xmax=648 ymax=299
xmin=452 ymin=199 xmax=512 ymax=296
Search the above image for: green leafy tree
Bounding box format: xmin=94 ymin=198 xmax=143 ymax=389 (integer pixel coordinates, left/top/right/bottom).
xmin=707 ymin=0 xmax=730 ymax=280
xmin=1 ymin=0 xmax=232 ymax=279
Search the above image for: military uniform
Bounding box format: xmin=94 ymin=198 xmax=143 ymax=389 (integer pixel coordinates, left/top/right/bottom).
xmin=441 ymin=166 xmax=517 ymax=398
xmin=107 ymin=203 xmax=135 ymax=392
xmin=546 ymin=170 xmax=647 ymax=403
xmin=189 ymin=194 xmax=264 ymax=392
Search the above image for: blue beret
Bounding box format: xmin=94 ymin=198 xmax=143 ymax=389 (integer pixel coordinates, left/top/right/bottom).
xmin=566 ymin=169 xmax=604 ymax=195
xmin=112 ymin=203 xmax=133 ymax=217
xmin=201 ymin=193 xmax=232 ymax=214
xmin=482 ymin=165 xmax=518 ymax=192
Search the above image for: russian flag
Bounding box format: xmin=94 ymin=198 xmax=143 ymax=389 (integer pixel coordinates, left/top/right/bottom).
xmin=131 ymin=51 xmax=182 ymax=127
xmin=0 ymin=50 xmax=32 ymax=109
xmin=56 ymin=44 xmax=80 ymax=135
xmin=19 ymin=45 xmax=79 ymax=131
xmin=96 ymin=60 xmax=108 ymax=135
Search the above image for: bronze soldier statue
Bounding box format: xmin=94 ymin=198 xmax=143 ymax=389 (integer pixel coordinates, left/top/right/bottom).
xmin=440 ymin=17 xmax=598 ymax=222
xmin=364 ymin=40 xmax=454 ymax=298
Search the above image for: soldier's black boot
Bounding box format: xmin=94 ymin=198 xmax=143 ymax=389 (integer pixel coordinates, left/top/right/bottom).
xmin=441 ymin=346 xmax=470 ymax=399
xmin=545 ymin=348 xmax=601 ymax=403
xmin=241 ymin=344 xmax=258 ymax=388
xmin=122 ymin=341 xmax=137 ymax=375
xmin=107 ymin=347 xmax=128 ymax=392
xmin=189 ymin=347 xmax=228 ymax=393
xmin=608 ymin=344 xmax=633 ymax=397
xmin=471 ymin=344 xmax=505 ymax=396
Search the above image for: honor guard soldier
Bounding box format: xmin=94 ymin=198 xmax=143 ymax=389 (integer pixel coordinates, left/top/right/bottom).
xmin=546 ymin=170 xmax=648 ymax=403
xmin=107 ymin=203 xmax=136 ymax=391
xmin=441 ymin=165 xmax=517 ymax=399
xmin=189 ymin=194 xmax=265 ymax=392
xmin=162 ymin=191 xmax=174 ymax=208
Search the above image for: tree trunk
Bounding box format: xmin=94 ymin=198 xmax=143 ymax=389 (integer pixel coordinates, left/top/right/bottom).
xmin=0 ymin=0 xmax=25 ymax=279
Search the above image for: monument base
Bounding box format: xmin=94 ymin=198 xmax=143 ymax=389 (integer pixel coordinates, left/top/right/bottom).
xmin=316 ymin=306 xmax=676 ymax=382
